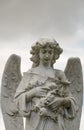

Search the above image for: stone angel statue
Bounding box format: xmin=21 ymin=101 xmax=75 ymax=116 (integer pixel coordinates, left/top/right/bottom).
xmin=1 ymin=38 xmax=83 ymax=130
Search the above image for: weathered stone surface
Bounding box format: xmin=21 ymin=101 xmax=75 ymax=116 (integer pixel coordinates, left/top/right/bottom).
xmin=64 ymin=58 xmax=83 ymax=130
xmin=1 ymin=38 xmax=83 ymax=130
xmin=1 ymin=54 xmax=23 ymax=130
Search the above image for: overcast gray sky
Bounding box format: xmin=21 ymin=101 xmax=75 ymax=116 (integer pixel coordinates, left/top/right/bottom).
xmin=0 ymin=0 xmax=84 ymax=40
xmin=0 ymin=0 xmax=84 ymax=130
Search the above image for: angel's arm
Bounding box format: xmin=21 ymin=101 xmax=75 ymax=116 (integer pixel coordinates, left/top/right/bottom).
xmin=45 ymin=94 xmax=77 ymax=119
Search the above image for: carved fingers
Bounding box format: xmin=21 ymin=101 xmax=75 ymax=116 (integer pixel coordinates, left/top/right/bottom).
xmin=46 ymin=97 xmax=64 ymax=111
xmin=34 ymin=87 xmax=49 ymax=98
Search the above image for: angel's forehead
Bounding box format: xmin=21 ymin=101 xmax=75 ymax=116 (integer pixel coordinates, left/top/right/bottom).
xmin=40 ymin=47 xmax=53 ymax=53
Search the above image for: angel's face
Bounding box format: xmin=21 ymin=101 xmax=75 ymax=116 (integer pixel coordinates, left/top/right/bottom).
xmin=39 ymin=46 xmax=54 ymax=66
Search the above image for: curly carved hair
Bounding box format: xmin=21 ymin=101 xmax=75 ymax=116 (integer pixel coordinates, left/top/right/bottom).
xmin=30 ymin=38 xmax=63 ymax=68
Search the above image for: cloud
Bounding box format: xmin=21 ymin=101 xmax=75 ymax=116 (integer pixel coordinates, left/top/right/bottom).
xmin=0 ymin=0 xmax=84 ymax=41
xmin=0 ymin=1 xmax=84 ymax=130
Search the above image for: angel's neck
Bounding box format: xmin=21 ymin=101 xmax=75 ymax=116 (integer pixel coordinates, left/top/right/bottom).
xmin=38 ymin=63 xmax=53 ymax=70
xmin=31 ymin=64 xmax=55 ymax=78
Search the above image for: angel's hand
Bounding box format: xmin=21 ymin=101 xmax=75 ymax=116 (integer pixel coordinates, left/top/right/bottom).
xmin=46 ymin=97 xmax=65 ymax=111
xmin=25 ymin=87 xmax=49 ymax=100
xmin=47 ymin=97 xmax=71 ymax=111
xmin=33 ymin=87 xmax=49 ymax=98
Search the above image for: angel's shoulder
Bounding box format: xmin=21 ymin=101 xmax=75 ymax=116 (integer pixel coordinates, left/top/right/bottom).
xmin=54 ymin=69 xmax=65 ymax=78
xmin=26 ymin=67 xmax=37 ymax=74
xmin=22 ymin=67 xmax=39 ymax=80
xmin=54 ymin=69 xmax=69 ymax=83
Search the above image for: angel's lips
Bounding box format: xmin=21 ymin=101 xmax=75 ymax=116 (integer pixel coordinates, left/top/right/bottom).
xmin=43 ymin=58 xmax=50 ymax=62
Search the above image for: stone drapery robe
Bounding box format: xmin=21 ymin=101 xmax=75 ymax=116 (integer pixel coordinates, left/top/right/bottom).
xmin=14 ymin=69 xmax=77 ymax=130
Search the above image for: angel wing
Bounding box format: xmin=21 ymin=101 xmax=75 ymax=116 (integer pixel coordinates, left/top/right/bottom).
xmin=1 ymin=54 xmax=24 ymax=130
xmin=64 ymin=57 xmax=83 ymax=130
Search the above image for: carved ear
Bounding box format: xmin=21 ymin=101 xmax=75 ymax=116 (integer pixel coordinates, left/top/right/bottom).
xmin=53 ymin=54 xmax=59 ymax=63
xmin=55 ymin=54 xmax=59 ymax=59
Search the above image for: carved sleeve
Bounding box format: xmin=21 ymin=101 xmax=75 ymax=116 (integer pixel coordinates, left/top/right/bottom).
xmin=63 ymin=95 xmax=78 ymax=119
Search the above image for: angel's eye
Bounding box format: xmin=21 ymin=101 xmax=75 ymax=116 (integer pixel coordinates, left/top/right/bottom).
xmin=48 ymin=50 xmax=52 ymax=54
xmin=41 ymin=50 xmax=47 ymax=54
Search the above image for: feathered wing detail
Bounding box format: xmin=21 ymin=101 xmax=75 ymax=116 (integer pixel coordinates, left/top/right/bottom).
xmin=1 ymin=54 xmax=24 ymax=130
xmin=64 ymin=57 xmax=83 ymax=130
